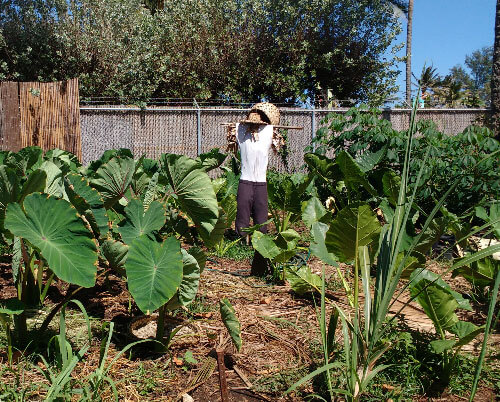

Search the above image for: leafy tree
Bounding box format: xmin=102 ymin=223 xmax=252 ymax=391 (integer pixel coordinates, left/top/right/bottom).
xmin=465 ymin=46 xmax=493 ymax=104
xmin=0 ymin=0 xmax=403 ymax=105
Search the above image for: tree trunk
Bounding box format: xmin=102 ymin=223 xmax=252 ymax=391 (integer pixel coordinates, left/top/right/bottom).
xmin=492 ymin=0 xmax=500 ymax=138
xmin=406 ymin=0 xmax=414 ymax=106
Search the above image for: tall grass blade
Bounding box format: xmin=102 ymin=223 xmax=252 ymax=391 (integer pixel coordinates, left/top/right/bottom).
xmin=468 ymin=268 xmax=500 ymax=401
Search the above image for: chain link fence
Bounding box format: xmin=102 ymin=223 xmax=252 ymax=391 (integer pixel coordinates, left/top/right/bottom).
xmin=81 ymin=106 xmax=490 ymax=171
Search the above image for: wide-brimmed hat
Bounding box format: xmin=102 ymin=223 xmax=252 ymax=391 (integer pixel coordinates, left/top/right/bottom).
xmin=240 ymin=102 xmax=280 ymax=125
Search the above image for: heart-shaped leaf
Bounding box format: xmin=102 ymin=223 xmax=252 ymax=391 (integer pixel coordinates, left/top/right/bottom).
xmin=118 ymin=199 xmax=166 ymax=245
xmin=91 ymin=156 xmax=135 ymax=208
xmin=325 ymin=204 xmax=381 ymax=262
xmin=160 ymin=154 xmax=218 ymax=235
xmin=125 ymin=235 xmax=183 ymax=314
xmin=5 ymin=193 xmax=97 ymax=287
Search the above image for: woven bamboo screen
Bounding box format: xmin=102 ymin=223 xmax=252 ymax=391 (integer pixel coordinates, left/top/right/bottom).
xmin=0 ymin=82 xmax=22 ymax=152
xmin=0 ymin=79 xmax=81 ymax=159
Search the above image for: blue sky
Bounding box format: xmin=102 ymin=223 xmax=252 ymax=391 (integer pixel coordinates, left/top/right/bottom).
xmin=393 ymin=0 xmax=496 ymax=100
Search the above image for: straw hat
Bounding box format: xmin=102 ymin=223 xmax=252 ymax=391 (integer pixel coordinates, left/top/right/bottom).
xmin=240 ymin=102 xmax=280 ymax=126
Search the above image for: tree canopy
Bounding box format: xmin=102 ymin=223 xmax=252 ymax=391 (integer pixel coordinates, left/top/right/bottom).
xmin=0 ymin=0 xmax=402 ymax=105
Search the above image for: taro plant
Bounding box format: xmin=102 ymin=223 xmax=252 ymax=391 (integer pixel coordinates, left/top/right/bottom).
xmin=409 ymin=269 xmax=485 ymax=385
xmin=251 ymin=228 xmax=304 ymax=281
xmin=0 ymin=147 xmax=113 ymax=348
xmin=0 ymin=146 xmax=220 ymax=353
xmin=112 ymin=153 xmax=217 ymax=350
xmin=310 ymin=107 xmax=500 ymax=216
xmin=267 ymin=171 xmax=313 ymax=232
xmin=287 ymin=93 xmax=500 ymax=401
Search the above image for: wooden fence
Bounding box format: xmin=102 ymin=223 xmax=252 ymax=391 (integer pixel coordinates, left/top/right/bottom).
xmin=0 ymin=79 xmax=82 ymax=159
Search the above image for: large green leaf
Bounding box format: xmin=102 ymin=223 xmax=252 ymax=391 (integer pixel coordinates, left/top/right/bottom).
xmin=219 ymin=298 xmax=242 ymax=352
xmin=195 ymin=148 xmax=227 ymax=172
xmin=91 ymin=156 xmax=136 ymax=208
xmin=452 ymin=257 xmax=499 ymax=288
xmin=202 ymin=207 xmax=228 ymax=248
xmin=430 ymin=339 xmax=457 ymax=354
xmin=381 ymin=170 xmax=401 ymax=206
xmin=335 ymin=151 xmax=377 ymax=196
xmin=251 ymin=231 xmax=280 ymax=260
xmin=65 ymin=173 xmax=109 ymax=238
xmin=355 ymin=146 xmax=387 ymax=173
xmin=4 ymin=193 xmax=97 ymax=287
xmin=310 ymin=222 xmax=338 ymax=266
xmin=409 ymin=269 xmax=461 ymax=335
xmin=274 ymin=229 xmax=301 ymax=263
xmin=304 ymin=153 xmax=339 ymax=181
xmin=302 ymin=196 xmax=329 ymax=229
xmin=285 ymin=265 xmax=322 ymax=294
xmin=101 ymin=239 xmax=128 ymax=273
xmin=178 ymin=248 xmax=202 ymax=306
xmin=20 ymin=169 xmax=46 ymax=203
xmin=0 ymin=165 xmax=20 ymax=231
xmin=325 ymin=204 xmax=381 ymax=263
xmin=39 ymin=160 xmax=65 ymax=198
xmin=85 ymin=148 xmax=134 ymax=176
xmin=160 ymin=154 xmax=218 ymax=235
xmin=118 ymin=199 xmax=166 ymax=245
xmin=125 ymin=235 xmax=183 ymax=314
xmin=449 ymin=321 xmax=484 ymax=349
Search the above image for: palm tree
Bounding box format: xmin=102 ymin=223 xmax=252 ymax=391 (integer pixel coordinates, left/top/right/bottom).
xmin=413 ymin=65 xmax=440 ymax=94
xmin=412 ymin=65 xmax=440 ymax=107
xmin=492 ymin=0 xmax=500 ymax=137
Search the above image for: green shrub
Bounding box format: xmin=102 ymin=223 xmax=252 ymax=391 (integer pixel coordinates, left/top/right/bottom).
xmin=311 ymin=107 xmax=500 ymax=215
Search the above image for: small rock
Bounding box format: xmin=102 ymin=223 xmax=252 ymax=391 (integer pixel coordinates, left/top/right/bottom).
xmin=182 ymin=393 xmax=194 ymax=402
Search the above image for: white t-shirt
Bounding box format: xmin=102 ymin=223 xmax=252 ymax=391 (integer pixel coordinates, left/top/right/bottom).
xmin=236 ymin=123 xmax=273 ymax=182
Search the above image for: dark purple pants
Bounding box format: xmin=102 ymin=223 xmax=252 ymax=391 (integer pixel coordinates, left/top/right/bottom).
xmin=235 ymin=180 xmax=269 ymax=276
xmin=235 ymin=180 xmax=269 ymax=236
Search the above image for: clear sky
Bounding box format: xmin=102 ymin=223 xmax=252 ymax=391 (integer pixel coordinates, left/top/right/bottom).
xmin=393 ymin=0 xmax=496 ymax=101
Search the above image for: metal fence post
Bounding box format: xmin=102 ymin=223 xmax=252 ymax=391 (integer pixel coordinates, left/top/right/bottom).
xmin=311 ymin=107 xmax=316 ymax=152
xmin=194 ymin=98 xmax=202 ymax=155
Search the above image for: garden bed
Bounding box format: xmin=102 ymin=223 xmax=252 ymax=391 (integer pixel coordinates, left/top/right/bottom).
xmin=1 ymin=253 xmax=498 ymax=401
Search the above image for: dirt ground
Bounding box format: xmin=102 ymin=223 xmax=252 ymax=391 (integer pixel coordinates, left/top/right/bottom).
xmin=0 ymin=252 xmax=498 ymax=401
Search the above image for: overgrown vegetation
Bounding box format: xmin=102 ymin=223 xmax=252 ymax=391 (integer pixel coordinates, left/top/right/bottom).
xmin=0 ymin=108 xmax=499 ymax=400
xmin=0 ymin=0 xmax=402 ymax=104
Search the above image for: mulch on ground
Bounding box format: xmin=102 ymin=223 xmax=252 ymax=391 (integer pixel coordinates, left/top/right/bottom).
xmin=0 ymin=253 xmax=498 ymax=401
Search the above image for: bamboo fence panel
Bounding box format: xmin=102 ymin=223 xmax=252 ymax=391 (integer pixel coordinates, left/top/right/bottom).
xmin=17 ymin=78 xmax=81 ymax=159
xmin=0 ymin=81 xmax=22 ymax=152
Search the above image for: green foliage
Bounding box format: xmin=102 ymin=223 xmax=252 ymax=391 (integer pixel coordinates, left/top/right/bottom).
xmin=312 ymin=108 xmax=500 ymax=215
xmin=5 ymin=193 xmax=98 ymax=288
xmin=219 ymin=298 xmax=242 ymax=352
xmin=0 ymin=0 xmax=402 ymax=104
xmin=118 ymin=199 xmax=166 ymax=245
xmin=0 ymin=147 xmax=218 ymax=351
xmin=267 ymin=171 xmax=312 ymax=231
xmin=125 ymin=235 xmax=183 ymax=314
xmin=160 ymin=153 xmax=219 ymax=237
xmin=325 ymin=203 xmax=381 ymax=263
